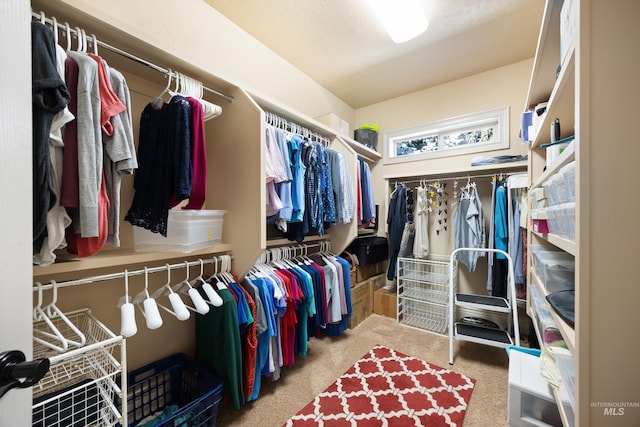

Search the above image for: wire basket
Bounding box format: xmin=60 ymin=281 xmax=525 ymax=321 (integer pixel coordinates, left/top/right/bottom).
xmin=125 ymin=353 xmax=223 ymax=427
xmin=32 ymin=309 xmax=124 ymax=427
xmin=397 ymin=255 xmax=458 ymax=335
xmin=398 ymin=299 xmax=449 ymax=335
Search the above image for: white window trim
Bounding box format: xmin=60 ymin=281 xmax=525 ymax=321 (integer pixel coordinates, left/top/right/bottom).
xmin=383 ymin=106 xmax=510 ymax=164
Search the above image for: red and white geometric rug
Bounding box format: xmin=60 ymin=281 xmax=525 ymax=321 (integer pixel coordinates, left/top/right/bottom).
xmin=283 ymin=345 xmax=476 ymax=427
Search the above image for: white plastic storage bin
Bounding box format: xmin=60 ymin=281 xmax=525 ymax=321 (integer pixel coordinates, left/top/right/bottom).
xmin=508 ymin=350 xmax=563 ymax=427
xmin=133 ymin=210 xmax=226 ymax=253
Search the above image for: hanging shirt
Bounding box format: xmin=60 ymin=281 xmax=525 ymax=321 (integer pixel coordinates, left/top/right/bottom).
xmin=413 ymin=185 xmax=430 ymax=258
xmin=453 ymin=186 xmax=485 ymax=272
xmin=182 ymin=97 xmax=207 ymax=210
xmin=66 ymin=50 xmax=102 ymax=238
xmin=265 ymin=126 xmax=288 ymax=216
xmin=196 ymin=287 xmax=244 ymax=410
xmin=104 ymin=66 xmax=137 ymax=247
xmin=31 ymin=22 xmax=71 ymax=254
xmin=494 ymin=184 xmax=508 ymax=259
xmin=33 ymin=42 xmax=74 ymax=265
xmin=288 ymin=134 xmax=306 ymax=223
xmin=125 ymin=96 xmax=191 ymax=236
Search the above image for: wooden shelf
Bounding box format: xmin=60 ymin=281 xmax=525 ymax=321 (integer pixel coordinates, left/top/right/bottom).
xmin=33 ymin=244 xmax=232 ymax=279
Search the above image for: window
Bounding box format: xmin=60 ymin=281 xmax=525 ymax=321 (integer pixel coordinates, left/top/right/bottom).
xmin=383 ymin=106 xmax=509 ymax=164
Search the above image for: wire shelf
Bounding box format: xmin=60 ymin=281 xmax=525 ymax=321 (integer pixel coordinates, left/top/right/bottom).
xmin=32 ymin=309 xmax=125 ymax=426
xmin=398 ymin=299 xmax=449 ymax=335
xmin=397 ymin=255 xmax=458 ymax=335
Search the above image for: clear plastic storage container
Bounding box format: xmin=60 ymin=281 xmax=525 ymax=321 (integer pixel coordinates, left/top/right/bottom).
xmin=530 ymin=247 xmax=575 ymax=292
xmin=133 ymin=210 xmax=226 ymax=253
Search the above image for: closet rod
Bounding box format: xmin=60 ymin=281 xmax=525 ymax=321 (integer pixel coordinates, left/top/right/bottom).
xmin=31 ymin=10 xmax=234 ymax=103
xmin=33 ymin=256 xmax=232 ymax=292
xmin=265 ymin=111 xmax=331 ymax=146
xmin=389 ymin=171 xmax=523 ymax=187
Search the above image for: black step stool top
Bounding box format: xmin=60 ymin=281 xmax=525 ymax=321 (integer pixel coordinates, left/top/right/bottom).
xmin=456 ymin=293 xmax=509 ymax=309
xmin=455 ymin=323 xmax=512 ymax=344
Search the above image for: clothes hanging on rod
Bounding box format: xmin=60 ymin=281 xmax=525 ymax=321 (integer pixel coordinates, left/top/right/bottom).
xmin=31 ymin=11 xmax=234 ymax=103
xmin=264 ymin=112 xmax=356 ymax=242
xmin=357 ymin=157 xmax=376 ymax=228
xmin=199 ymin=242 xmax=352 ymax=408
xmin=453 ymin=180 xmax=486 ymax=272
xmin=30 ymin=17 xmax=139 ymax=264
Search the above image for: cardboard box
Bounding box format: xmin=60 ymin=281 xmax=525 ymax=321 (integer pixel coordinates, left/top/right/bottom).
xmin=349 ymin=280 xmax=372 ymax=329
xmin=356 ymin=260 xmax=386 ymax=282
xmin=374 ymin=287 xmax=397 ymax=319
xmin=368 ymin=274 xmax=385 ymax=312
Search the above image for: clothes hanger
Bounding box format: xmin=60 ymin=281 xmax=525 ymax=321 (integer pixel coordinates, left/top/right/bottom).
xmin=118 ymin=270 xmax=138 ymax=337
xmin=33 ymin=282 xmax=68 ymax=353
xmin=91 ymin=33 xmax=98 ymax=55
xmin=44 ymin=281 xmax=86 ymax=348
xmin=151 ymin=69 xmax=174 ymax=109
xmin=193 ymin=258 xmax=223 ymax=307
xmin=73 ymin=26 xmax=82 ymax=52
xmin=172 ymin=261 xmax=209 ymax=314
xmin=132 ymin=267 xmax=163 ymax=330
xmin=64 ymin=22 xmax=71 ymax=52
xmin=51 ymin=16 xmax=58 ymax=46
xmin=151 ymin=264 xmax=191 ymax=321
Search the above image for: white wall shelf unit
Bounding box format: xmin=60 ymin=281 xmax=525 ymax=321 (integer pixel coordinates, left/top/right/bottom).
xmin=525 ymin=0 xmax=640 ymax=425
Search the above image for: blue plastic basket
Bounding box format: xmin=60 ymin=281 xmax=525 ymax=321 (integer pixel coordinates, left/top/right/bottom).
xmin=126 ymin=353 xmax=223 ymax=427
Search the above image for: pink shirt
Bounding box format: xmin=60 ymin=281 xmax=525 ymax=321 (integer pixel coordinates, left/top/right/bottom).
xmin=183 ymin=97 xmax=207 ymax=209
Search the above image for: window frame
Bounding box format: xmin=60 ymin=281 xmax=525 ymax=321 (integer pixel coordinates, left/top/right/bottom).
xmin=382 ymin=106 xmax=510 ymax=164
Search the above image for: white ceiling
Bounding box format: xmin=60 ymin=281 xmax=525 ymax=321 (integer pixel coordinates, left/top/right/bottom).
xmin=204 ymin=0 xmax=545 ymax=109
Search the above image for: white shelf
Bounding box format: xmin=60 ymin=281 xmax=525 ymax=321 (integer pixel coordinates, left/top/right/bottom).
xmin=532 ymin=231 xmax=576 ymax=256
xmin=525 ymin=0 xmax=565 ymax=110
xmin=530 ymin=47 xmax=576 ymax=150
xmin=33 ymin=244 xmax=232 ymax=279
xmin=530 ymin=269 xmax=575 ymax=353
xmin=531 ymin=141 xmax=576 ymax=189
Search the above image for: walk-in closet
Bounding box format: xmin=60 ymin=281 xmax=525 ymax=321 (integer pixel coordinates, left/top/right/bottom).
xmin=2 ymin=0 xmax=639 ymax=426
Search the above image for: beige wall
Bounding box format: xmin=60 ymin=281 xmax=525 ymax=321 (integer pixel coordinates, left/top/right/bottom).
xmin=355 ymin=59 xmax=532 ymax=295
xmin=38 ymin=0 xmax=355 ymax=125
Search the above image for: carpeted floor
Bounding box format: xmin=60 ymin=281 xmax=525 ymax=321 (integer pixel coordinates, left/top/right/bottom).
xmin=215 ymin=314 xmax=510 ymax=427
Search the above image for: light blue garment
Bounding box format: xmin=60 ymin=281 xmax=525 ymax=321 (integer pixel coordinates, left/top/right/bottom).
xmin=494 ymin=185 xmax=508 ymax=259
xmin=453 ymin=186 xmax=485 ymax=272
xmin=288 ymin=135 xmax=306 ymax=223
xmin=274 ymin=128 xmax=293 ymax=223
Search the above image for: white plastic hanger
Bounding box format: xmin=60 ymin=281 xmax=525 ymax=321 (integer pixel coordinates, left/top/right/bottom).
xmin=74 ymin=26 xmax=83 ymax=52
xmin=132 ymin=267 xmax=163 ymax=330
xmin=64 ymin=22 xmax=71 ymax=51
xmin=151 ymin=69 xmax=174 ymax=109
xmin=172 ymin=261 xmax=210 ymax=314
xmin=33 ymin=282 xmax=68 ymax=353
xmin=44 ymin=281 xmax=86 ymax=348
xmin=91 ymin=33 xmax=98 ymax=55
xmin=192 ymin=259 xmax=223 ymax=307
xmin=51 ymin=16 xmax=58 ymax=46
xmin=118 ymin=270 xmax=138 ymax=338
xmin=151 ymin=264 xmax=191 ymax=321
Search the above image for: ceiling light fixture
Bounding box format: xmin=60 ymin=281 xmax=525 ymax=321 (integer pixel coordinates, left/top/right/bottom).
xmin=369 ymin=0 xmax=429 ymax=43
